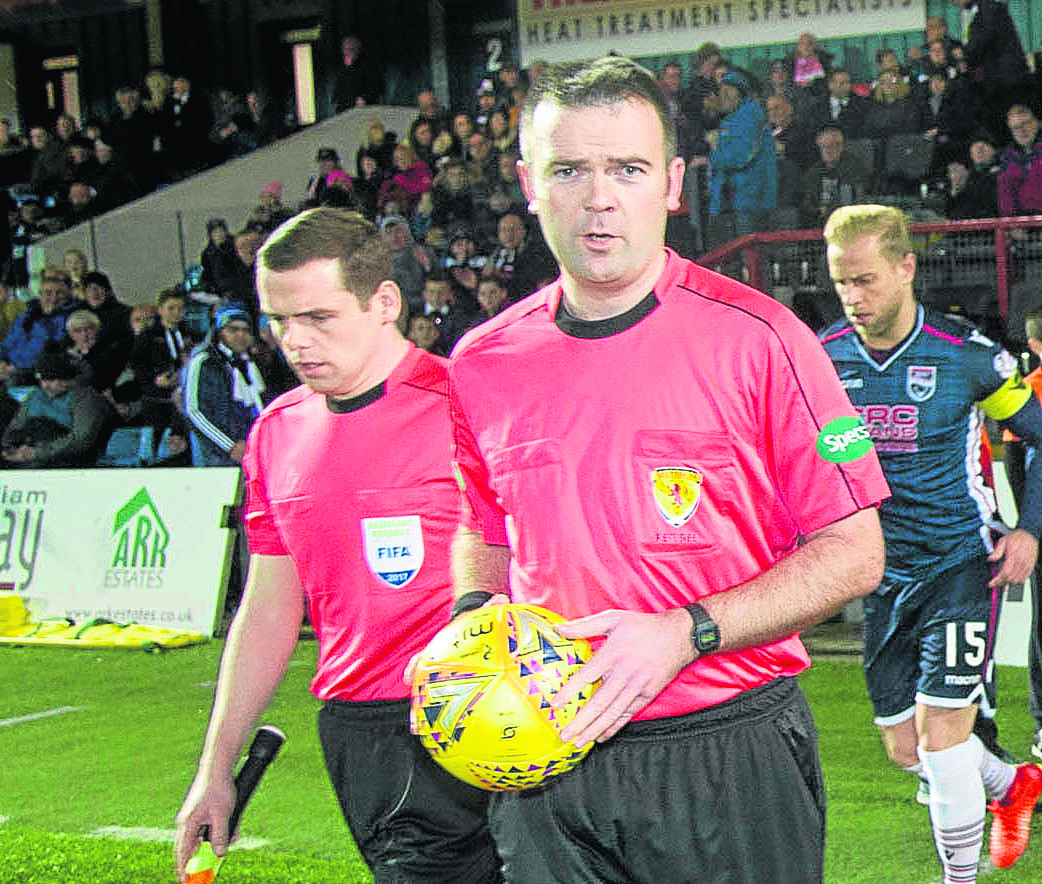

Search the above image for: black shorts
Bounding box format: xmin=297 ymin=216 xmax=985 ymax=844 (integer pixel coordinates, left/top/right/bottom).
xmin=862 ymin=556 xmax=1000 ymax=724
xmin=318 ymin=698 xmax=502 ymax=884
xmin=488 ymin=677 xmax=825 ymax=884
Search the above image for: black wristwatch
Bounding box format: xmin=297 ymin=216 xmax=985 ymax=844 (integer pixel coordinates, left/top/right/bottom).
xmin=684 ymin=603 xmax=721 ymax=655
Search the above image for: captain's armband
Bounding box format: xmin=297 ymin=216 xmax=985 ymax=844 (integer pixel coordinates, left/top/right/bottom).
xmin=980 ymin=374 xmax=1032 ymax=421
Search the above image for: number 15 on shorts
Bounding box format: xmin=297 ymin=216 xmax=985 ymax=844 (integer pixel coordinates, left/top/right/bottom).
xmin=945 ymin=621 xmax=987 ymax=669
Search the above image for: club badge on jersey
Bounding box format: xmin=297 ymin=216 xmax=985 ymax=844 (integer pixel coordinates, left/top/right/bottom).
xmin=362 ymin=515 xmax=425 ymax=587
xmin=650 ymin=467 xmax=703 ymax=527
xmin=907 ymin=366 xmax=937 ymax=402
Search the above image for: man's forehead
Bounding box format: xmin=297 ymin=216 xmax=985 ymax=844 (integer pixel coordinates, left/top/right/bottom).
xmin=828 ymin=234 xmax=889 ymax=259
xmin=527 ymin=98 xmax=662 ymax=156
xmin=259 ymin=267 xmax=350 ymax=312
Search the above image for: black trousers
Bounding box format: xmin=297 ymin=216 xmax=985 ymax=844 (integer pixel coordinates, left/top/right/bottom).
xmin=318 ymin=698 xmax=502 ymax=884
xmin=489 ymin=677 xmax=825 ymax=884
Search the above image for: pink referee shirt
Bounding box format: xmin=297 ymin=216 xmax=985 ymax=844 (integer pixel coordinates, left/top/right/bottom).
xmin=450 ymin=249 xmax=889 ymax=720
xmin=242 ymin=346 xmax=459 ymax=702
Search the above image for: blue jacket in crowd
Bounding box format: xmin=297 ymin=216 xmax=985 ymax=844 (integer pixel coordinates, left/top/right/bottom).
xmin=1 ymin=300 xmax=78 ymax=372
xmin=708 ymin=95 xmax=778 ymax=216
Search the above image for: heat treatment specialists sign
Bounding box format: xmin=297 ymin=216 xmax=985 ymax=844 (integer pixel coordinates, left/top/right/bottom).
xmin=518 ymin=0 xmax=925 ymax=65
xmin=0 ymin=468 xmax=240 ymax=637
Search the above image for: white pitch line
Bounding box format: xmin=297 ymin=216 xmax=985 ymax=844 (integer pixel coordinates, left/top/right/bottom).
xmin=91 ymin=826 xmax=269 ymax=850
xmin=0 ymin=705 xmax=86 ymax=727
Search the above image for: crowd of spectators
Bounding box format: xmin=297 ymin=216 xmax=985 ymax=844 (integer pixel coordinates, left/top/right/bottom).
xmin=0 ymin=71 xmax=288 ymax=245
xmin=0 ymin=47 xmax=563 ymax=469
xmin=667 ymin=15 xmax=1042 ymax=248
xmin=0 ymin=15 xmax=1040 ymax=469
xmin=0 ymin=260 xmax=298 ymax=470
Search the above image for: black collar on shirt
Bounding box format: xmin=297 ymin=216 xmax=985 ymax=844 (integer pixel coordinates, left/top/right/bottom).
xmin=554 ymin=292 xmax=659 ymax=339
xmin=326 ymin=380 xmax=386 ymax=414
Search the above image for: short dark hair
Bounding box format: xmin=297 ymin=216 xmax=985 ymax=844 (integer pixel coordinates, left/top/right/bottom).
xmin=81 ymin=270 xmax=111 ymax=291
xmin=156 ymin=287 xmax=185 ymax=307
xmin=693 ymin=43 xmax=721 ymax=67
xmin=258 ymin=207 xmax=392 ymax=307
xmin=520 ymin=56 xmax=677 ymax=162
xmin=479 ymin=272 xmax=506 ymax=290
xmin=424 ymin=269 xmax=450 ymax=286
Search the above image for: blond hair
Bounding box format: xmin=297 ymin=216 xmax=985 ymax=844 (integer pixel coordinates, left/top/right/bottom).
xmin=823 ymin=204 xmax=912 ymax=265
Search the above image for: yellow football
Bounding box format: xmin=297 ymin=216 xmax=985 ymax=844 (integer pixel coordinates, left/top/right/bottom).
xmin=410 ymin=603 xmax=597 ymax=791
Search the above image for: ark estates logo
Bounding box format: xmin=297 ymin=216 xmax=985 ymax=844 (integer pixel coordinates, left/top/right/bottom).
xmin=107 ymin=488 xmax=169 ymax=588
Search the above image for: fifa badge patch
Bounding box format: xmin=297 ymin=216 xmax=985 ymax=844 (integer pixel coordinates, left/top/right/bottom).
xmin=906 ymin=365 xmax=937 ymax=402
xmin=650 ymin=467 xmax=703 ymax=527
xmin=362 ymin=515 xmax=424 ymax=587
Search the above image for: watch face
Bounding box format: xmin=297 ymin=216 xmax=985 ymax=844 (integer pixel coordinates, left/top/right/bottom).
xmin=694 ymin=621 xmax=720 ymax=652
xmin=686 ymin=604 xmax=720 ymax=653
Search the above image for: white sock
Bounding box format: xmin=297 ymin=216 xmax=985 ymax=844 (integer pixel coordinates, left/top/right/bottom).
xmin=904 ymin=760 xmax=925 ymax=781
xmin=919 ymin=740 xmax=985 ymax=884
xmin=904 ymin=760 xmax=928 ymax=796
xmin=971 ymin=733 xmax=1017 ymax=801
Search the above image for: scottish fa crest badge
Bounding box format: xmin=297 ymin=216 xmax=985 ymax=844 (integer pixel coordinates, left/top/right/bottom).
xmin=907 ymin=365 xmax=937 ymax=402
xmin=650 ymin=467 xmax=703 ymax=527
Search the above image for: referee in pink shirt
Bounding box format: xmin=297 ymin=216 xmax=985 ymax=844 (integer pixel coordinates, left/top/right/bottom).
xmin=443 ymin=56 xmax=890 ymax=883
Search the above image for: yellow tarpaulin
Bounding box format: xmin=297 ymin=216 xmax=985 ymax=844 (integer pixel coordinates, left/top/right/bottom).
xmin=0 ymin=595 xmax=208 ymax=651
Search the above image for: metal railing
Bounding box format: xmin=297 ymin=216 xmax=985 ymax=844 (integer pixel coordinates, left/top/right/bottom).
xmin=697 ymin=215 xmax=1042 ymax=346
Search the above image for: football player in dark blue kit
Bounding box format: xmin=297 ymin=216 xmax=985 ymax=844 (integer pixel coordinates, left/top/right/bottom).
xmin=820 ymin=204 xmax=1042 ymax=883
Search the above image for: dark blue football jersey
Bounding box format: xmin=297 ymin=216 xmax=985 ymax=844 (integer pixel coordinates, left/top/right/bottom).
xmin=821 ymin=306 xmax=1031 ymax=582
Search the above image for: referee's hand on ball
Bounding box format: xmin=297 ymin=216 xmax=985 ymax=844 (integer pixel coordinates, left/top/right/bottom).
xmin=552 ymin=607 xmax=697 ymax=748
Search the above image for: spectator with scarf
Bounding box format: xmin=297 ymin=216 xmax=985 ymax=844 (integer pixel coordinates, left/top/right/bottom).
xmin=182 ymin=305 xmax=266 ymax=467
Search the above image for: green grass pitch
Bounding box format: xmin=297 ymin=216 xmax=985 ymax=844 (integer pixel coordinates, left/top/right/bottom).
xmin=2 ymin=638 xmax=1042 ymax=882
